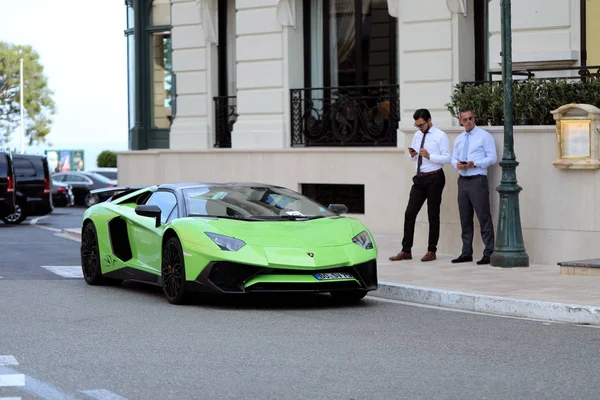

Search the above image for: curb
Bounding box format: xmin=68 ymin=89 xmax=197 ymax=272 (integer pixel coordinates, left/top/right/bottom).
xmin=373 ymin=282 xmax=600 ymax=325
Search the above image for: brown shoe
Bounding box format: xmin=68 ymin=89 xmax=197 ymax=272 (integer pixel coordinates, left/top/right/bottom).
xmin=389 ymin=251 xmax=412 ymax=261
xmin=421 ymin=251 xmax=436 ymax=262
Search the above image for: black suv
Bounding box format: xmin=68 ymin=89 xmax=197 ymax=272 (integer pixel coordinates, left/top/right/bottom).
xmin=3 ymin=154 xmax=53 ymax=224
xmin=0 ymin=151 xmax=16 ymax=219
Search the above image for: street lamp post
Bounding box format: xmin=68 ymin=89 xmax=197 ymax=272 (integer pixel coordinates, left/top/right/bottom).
xmin=20 ymin=57 xmax=25 ymax=154
xmin=490 ymin=0 xmax=530 ymax=268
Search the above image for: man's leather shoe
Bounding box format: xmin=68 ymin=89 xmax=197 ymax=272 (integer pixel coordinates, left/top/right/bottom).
xmin=477 ymin=256 xmax=491 ymax=265
xmin=421 ymin=251 xmax=436 ymax=262
xmin=389 ymin=251 xmax=412 ymax=261
xmin=451 ymin=255 xmax=473 ymax=263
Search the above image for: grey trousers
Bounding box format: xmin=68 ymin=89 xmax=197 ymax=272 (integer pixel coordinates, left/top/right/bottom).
xmin=457 ymin=175 xmax=494 ymax=257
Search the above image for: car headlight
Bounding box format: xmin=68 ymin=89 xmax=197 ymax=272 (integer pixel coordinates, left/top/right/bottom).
xmin=352 ymin=230 xmax=373 ymax=249
xmin=205 ymin=232 xmax=246 ymax=251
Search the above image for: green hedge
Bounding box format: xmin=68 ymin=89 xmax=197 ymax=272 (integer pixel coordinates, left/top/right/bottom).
xmin=446 ymin=78 xmax=600 ymax=126
xmin=97 ymin=150 xmax=117 ymax=168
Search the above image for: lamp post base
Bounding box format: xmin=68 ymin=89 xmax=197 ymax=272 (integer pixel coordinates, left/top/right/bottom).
xmin=490 ymin=159 xmax=530 ymax=268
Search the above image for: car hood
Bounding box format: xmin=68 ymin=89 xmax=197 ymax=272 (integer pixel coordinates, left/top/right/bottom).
xmin=192 ymin=217 xmax=359 ymax=248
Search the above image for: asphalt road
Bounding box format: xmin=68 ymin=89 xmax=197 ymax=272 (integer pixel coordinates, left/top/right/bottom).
xmin=1 ymin=208 xmax=600 ymax=399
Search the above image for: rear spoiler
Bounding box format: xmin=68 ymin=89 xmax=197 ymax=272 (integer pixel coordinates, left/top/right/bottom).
xmin=90 ymin=185 xmax=148 ymax=201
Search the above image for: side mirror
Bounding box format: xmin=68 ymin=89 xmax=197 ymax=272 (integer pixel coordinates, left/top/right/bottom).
xmin=328 ymin=203 xmax=348 ymax=215
xmin=135 ymin=204 xmax=162 ymax=227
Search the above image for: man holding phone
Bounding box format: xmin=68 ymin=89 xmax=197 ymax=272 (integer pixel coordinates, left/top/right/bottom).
xmin=390 ymin=109 xmax=451 ymax=262
xmin=450 ymin=108 xmax=498 ymax=265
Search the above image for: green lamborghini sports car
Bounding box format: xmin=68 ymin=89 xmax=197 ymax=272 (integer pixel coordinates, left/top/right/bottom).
xmin=80 ymin=182 xmax=378 ymax=305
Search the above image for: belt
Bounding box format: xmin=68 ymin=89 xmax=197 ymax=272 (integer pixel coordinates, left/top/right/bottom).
xmin=459 ymin=174 xmax=485 ymax=179
xmin=419 ymin=169 xmax=442 ymax=177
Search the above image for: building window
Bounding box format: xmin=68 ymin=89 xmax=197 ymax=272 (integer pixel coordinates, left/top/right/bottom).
xmin=301 ymin=183 xmax=365 ymax=214
xmin=124 ymin=0 xmax=172 ymax=150
xmin=291 ymin=0 xmax=399 ymax=147
xmin=304 ymin=0 xmax=397 ymax=89
xmin=150 ymin=30 xmax=172 ymax=128
xmin=148 ymin=0 xmax=172 ymax=129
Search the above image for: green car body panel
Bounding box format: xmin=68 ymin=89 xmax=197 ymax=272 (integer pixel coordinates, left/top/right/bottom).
xmin=81 ymin=184 xmax=378 ymax=300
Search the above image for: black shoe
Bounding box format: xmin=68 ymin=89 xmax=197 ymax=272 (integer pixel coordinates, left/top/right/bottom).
xmin=451 ymin=255 xmax=473 ymax=263
xmin=477 ymin=256 xmax=491 ymax=265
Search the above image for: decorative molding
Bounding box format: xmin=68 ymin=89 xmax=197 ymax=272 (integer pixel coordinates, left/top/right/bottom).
xmin=196 ymin=0 xmax=218 ymax=44
xmin=386 ymin=0 xmax=399 ymax=18
xmin=276 ymin=0 xmax=296 ymax=27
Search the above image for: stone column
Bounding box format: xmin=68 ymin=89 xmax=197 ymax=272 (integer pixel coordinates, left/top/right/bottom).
xmin=168 ymin=0 xmax=214 ymax=150
xmin=231 ymin=0 xmax=295 ymax=149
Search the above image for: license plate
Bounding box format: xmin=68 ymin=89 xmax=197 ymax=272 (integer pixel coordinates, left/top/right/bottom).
xmin=314 ymin=272 xmax=353 ymax=280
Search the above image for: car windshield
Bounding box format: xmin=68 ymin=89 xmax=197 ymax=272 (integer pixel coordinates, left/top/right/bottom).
xmin=182 ymin=185 xmax=337 ymax=220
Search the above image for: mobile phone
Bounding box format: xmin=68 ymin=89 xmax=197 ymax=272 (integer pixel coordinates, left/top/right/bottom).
xmin=460 ymin=161 xmax=467 ymax=164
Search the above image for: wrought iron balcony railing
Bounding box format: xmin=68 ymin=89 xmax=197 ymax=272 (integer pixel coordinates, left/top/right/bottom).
xmin=290 ymin=85 xmax=399 ymax=147
xmin=214 ymin=96 xmax=237 ymax=148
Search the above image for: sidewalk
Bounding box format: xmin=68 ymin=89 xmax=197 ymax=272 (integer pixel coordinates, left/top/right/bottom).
xmin=60 ymin=228 xmax=600 ymax=325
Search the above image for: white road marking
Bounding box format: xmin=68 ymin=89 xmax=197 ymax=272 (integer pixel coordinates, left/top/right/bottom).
xmin=0 ymin=374 xmax=25 ymax=387
xmin=40 ymin=266 xmax=83 ymax=278
xmin=27 ymin=215 xmax=49 ymax=225
xmin=0 ymin=356 xmax=18 ymax=366
xmin=79 ymin=389 xmax=129 ymax=400
xmin=34 ymin=225 xmax=61 ymax=233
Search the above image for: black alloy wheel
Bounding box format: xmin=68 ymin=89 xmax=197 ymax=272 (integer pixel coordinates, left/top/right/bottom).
xmin=162 ymin=236 xmax=189 ymax=305
xmin=81 ymin=222 xmax=104 ymax=285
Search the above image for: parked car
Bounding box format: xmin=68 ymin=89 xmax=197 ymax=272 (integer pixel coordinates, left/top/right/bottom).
xmin=3 ymin=154 xmax=53 ymax=225
xmin=52 ymin=180 xmax=75 ymax=207
xmin=87 ymin=167 xmax=117 ymax=182
xmin=0 ymin=151 xmax=16 ymax=220
xmin=51 ymin=171 xmax=116 ymax=207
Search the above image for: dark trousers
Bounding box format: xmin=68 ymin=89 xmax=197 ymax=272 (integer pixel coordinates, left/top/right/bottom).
xmin=402 ymin=169 xmax=445 ymax=253
xmin=457 ymin=175 xmax=494 ymax=257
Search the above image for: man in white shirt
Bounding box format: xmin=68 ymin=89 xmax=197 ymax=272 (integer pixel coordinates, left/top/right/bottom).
xmin=450 ymin=108 xmax=498 ymax=265
xmin=390 ymin=109 xmax=451 ymax=262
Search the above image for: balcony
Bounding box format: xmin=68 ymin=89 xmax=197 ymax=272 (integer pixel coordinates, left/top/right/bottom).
xmin=449 ymin=66 xmax=600 ymax=126
xmin=213 ymin=96 xmax=238 ymax=148
xmin=290 ymin=85 xmax=400 ymax=147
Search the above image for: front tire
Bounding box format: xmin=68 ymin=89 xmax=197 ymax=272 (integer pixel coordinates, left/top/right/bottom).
xmin=81 ymin=222 xmax=105 ymax=285
xmin=162 ymin=236 xmax=189 ymax=305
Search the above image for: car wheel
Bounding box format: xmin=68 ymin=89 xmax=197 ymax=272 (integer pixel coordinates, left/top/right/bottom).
xmin=80 ymin=222 xmax=105 ymax=285
xmin=2 ymin=202 xmax=27 ymax=225
xmin=330 ymin=290 xmax=368 ymax=303
xmin=161 ymin=236 xmax=189 ymax=305
xmin=84 ymin=192 xmax=99 ymax=207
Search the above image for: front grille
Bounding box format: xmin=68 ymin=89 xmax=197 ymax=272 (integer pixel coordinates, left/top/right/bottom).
xmin=202 ymin=259 xmax=377 ymax=293
xmin=207 ymin=261 xmax=263 ymax=292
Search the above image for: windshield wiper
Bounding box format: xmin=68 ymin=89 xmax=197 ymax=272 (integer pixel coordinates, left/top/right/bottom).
xmin=188 ymin=214 xmax=248 ymax=220
xmin=247 ymin=215 xmax=328 ymax=221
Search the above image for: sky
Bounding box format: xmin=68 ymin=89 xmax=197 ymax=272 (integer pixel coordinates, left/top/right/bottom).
xmin=0 ymin=0 xmax=129 ymax=168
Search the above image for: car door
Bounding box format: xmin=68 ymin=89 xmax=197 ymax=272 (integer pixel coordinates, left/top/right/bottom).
xmin=129 ymin=190 xmax=178 ymax=273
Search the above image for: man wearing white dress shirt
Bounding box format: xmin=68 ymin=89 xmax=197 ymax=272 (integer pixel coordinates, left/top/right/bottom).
xmin=390 ymin=109 xmax=451 ymax=262
xmin=450 ymin=108 xmax=498 ymax=265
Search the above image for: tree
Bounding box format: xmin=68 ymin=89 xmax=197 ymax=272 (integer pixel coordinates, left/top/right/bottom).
xmin=0 ymin=41 xmax=56 ymax=146
xmin=97 ymin=150 xmax=117 ymax=168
